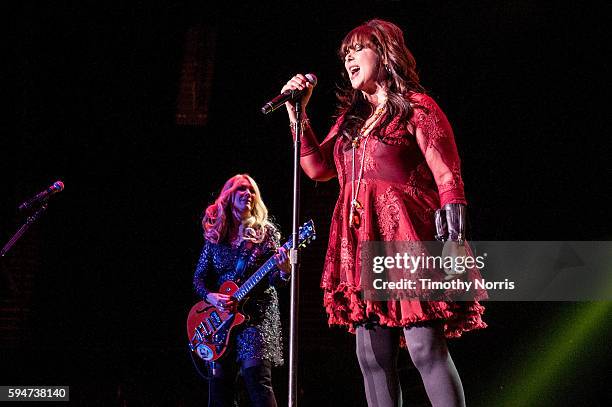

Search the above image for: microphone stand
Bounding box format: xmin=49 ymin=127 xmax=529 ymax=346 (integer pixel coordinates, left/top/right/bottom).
xmin=1 ymin=202 xmax=48 ymax=258
xmin=288 ymin=100 xmax=302 ymax=407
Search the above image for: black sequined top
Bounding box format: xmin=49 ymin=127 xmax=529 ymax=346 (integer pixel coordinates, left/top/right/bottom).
xmin=193 ymin=225 xmax=287 ymax=366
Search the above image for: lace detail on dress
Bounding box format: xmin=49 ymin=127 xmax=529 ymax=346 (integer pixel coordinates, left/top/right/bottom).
xmin=411 ymin=94 xmax=466 ymax=206
xmin=399 ymin=163 xmax=431 ymax=199
xmin=374 ymin=187 xmax=402 ymax=241
xmin=413 ymin=100 xmax=446 ymax=150
xmin=437 ymin=161 xmax=464 ymax=195
xmin=340 ymin=237 xmax=354 ymax=276
xmin=375 ymin=114 xmax=413 ymax=146
xmin=320 ymin=93 xmax=481 ymax=340
xmin=363 ymin=142 xmax=377 ymax=173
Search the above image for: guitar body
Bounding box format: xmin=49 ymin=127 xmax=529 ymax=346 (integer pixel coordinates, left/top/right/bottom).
xmin=187 ymin=280 xmax=246 ymax=362
xmin=187 ymin=219 xmax=316 ymax=363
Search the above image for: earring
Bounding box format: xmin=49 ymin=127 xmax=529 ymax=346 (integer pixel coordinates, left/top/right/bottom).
xmin=384 ymin=64 xmax=391 ymax=74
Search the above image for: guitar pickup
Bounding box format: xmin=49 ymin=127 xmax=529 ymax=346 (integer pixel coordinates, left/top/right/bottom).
xmin=209 ymin=311 xmax=222 ymax=329
xmin=198 ymin=321 xmax=212 ymax=336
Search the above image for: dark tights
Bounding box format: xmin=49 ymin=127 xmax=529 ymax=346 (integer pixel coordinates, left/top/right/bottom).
xmin=355 ymin=323 xmax=465 ymax=407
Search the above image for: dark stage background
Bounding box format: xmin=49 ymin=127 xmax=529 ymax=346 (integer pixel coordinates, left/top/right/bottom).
xmin=2 ymin=1 xmax=610 ymax=406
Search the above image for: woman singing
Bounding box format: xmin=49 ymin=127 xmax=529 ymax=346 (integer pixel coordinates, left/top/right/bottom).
xmin=281 ymin=19 xmax=487 ymax=407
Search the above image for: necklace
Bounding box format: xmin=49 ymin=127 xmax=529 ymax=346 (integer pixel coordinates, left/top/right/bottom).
xmin=351 ymin=102 xmax=387 ymax=149
xmin=349 ymin=103 xmax=387 ymax=228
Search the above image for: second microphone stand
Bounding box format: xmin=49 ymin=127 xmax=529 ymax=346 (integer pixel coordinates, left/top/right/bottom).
xmin=1 ymin=203 xmax=49 ymax=258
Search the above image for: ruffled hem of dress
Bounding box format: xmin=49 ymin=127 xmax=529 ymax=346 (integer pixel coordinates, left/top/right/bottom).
xmin=323 ymin=282 xmax=487 ymax=340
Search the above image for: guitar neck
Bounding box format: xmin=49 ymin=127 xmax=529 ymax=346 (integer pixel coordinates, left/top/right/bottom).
xmin=233 ymin=239 xmax=292 ymax=301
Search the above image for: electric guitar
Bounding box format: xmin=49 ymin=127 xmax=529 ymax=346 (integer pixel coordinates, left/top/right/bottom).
xmin=187 ymin=219 xmax=316 ymax=362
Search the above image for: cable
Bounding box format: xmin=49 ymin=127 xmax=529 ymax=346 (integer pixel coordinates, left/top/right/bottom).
xmin=190 ymin=351 xmax=213 ymax=380
xmin=190 ymin=352 xmax=218 ymax=407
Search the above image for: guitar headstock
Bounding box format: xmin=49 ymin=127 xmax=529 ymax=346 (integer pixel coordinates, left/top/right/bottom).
xmin=298 ymin=219 xmax=316 ymax=248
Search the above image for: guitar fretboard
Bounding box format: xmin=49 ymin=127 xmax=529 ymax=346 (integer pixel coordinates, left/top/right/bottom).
xmin=233 ymin=239 xmax=292 ymax=301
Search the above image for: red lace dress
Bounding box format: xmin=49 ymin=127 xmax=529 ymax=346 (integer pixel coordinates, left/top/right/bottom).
xmin=300 ymin=93 xmax=486 ymax=338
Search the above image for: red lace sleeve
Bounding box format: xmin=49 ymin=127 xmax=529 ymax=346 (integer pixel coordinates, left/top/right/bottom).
xmin=412 ymin=94 xmax=467 ymax=207
xmin=291 ymin=115 xmax=342 ymax=181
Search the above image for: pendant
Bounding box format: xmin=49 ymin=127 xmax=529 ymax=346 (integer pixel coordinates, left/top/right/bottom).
xmin=349 ymin=199 xmax=362 ymax=229
xmin=351 ymin=137 xmax=361 ymax=149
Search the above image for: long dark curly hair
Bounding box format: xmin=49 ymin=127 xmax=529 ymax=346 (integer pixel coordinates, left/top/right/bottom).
xmin=336 ymin=19 xmax=426 ymax=140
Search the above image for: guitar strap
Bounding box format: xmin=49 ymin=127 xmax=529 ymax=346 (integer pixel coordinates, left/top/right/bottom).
xmin=234 ymin=241 xmax=254 ymax=284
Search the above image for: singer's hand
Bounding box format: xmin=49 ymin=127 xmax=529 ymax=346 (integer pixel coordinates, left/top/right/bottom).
xmin=441 ymin=240 xmax=468 ymax=280
xmin=282 ymin=74 xmax=314 ymax=121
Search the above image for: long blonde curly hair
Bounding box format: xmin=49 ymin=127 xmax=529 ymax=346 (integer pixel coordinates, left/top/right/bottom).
xmin=202 ymin=174 xmax=272 ymax=244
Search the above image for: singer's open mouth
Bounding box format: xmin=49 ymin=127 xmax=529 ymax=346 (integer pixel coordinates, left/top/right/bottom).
xmin=349 ymin=66 xmax=360 ymax=79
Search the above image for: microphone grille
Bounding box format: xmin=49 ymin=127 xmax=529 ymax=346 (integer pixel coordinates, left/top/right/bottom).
xmin=53 ymin=181 xmax=65 ymax=192
xmin=305 ymin=73 xmax=318 ymax=87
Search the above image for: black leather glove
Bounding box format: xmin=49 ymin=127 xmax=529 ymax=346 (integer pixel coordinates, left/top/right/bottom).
xmin=435 ymin=203 xmax=467 ymax=245
xmin=444 ymin=203 xmax=466 ymax=245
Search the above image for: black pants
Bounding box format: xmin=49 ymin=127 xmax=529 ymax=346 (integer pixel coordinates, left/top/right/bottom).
xmin=208 ymin=359 xmax=277 ymax=407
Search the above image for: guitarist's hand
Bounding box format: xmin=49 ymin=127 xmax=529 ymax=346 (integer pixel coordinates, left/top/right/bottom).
xmin=206 ymin=292 xmax=236 ymax=312
xmin=274 ymin=247 xmax=291 ymax=275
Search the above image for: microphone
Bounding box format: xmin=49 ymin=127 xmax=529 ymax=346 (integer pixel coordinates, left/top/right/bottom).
xmin=260 ymin=73 xmax=317 ymax=115
xmin=18 ymin=181 xmax=64 ymax=212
